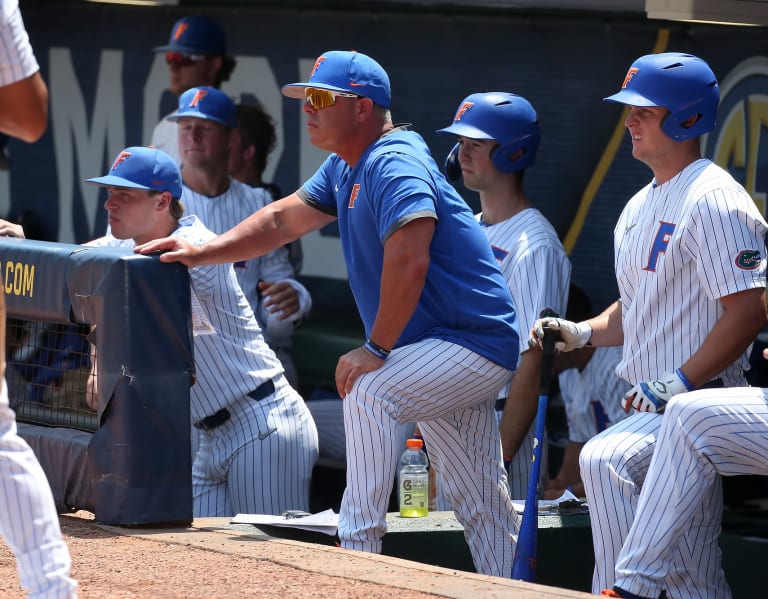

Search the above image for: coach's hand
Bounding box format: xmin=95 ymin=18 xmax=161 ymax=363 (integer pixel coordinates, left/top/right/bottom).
xmin=622 ymin=369 xmax=693 ymax=414
xmin=134 ymin=237 xmax=199 ymax=266
xmin=529 ymin=317 xmax=591 ymax=352
xmin=0 ymin=218 xmax=24 ymax=238
xmin=335 ymin=346 xmax=386 ymax=397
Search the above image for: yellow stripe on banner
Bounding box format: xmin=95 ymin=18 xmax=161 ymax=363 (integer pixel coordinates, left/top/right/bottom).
xmin=563 ymin=28 xmax=670 ymax=254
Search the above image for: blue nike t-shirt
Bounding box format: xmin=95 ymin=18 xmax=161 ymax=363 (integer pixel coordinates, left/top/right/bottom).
xmin=299 ymin=127 xmax=519 ymax=371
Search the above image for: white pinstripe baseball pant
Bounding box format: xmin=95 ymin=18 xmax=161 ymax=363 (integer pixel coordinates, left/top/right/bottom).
xmin=339 ymin=338 xmax=519 ymax=578
xmin=613 ymin=388 xmax=768 ymax=599
xmin=0 ymin=395 xmax=77 ymax=598
xmin=580 ymin=410 xmax=725 ymax=596
xmin=193 ymin=377 xmax=318 ymax=517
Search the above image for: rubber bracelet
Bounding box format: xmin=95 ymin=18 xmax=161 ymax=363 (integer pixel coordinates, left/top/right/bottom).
xmin=675 ymin=368 xmax=695 ymax=391
xmin=363 ymin=339 xmax=390 ymax=360
xmin=367 ymin=338 xmax=391 ymax=356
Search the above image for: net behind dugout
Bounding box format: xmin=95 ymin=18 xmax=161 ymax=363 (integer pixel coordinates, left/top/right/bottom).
xmin=1 ymin=237 xmax=195 ymax=526
xmin=7 ymin=319 xmax=95 ymax=430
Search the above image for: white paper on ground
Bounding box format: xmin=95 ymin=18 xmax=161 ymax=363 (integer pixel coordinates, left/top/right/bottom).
xmin=231 ymin=508 xmax=338 ymax=535
xmin=511 ymin=489 xmax=580 ymax=514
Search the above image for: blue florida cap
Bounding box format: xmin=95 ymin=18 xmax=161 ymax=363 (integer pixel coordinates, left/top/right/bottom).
xmin=168 ymin=86 xmax=238 ymax=128
xmin=86 ymin=146 xmax=182 ymax=198
xmin=281 ymin=50 xmax=391 ymax=108
xmin=153 ymin=15 xmax=227 ymax=55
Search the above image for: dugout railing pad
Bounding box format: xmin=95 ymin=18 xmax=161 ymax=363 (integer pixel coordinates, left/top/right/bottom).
xmin=1 ymin=237 xmax=195 ymax=526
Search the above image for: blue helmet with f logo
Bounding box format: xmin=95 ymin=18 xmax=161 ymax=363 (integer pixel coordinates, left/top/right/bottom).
xmin=604 ymin=52 xmax=719 ymax=142
xmin=437 ymin=92 xmax=541 ymax=177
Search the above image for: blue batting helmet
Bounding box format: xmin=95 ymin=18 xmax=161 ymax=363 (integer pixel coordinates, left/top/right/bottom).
xmin=437 ymin=92 xmax=541 ymax=175
xmin=604 ymin=52 xmax=719 ymax=142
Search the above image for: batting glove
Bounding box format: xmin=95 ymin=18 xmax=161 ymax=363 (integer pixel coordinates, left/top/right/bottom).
xmin=622 ymin=369 xmax=694 ymax=414
xmin=529 ymin=317 xmax=592 ymax=352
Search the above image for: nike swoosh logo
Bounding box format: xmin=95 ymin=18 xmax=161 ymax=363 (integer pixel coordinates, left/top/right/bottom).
xmin=625 ymin=223 xmax=637 ymax=234
xmin=349 ymin=81 xmax=366 ymax=87
xmin=258 ymin=427 xmax=278 ymax=441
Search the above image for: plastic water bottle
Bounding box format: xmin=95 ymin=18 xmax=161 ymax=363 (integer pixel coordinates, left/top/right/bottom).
xmin=399 ymin=437 xmax=429 ymax=517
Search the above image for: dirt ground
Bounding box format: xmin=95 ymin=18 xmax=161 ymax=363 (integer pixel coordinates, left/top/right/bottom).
xmin=0 ymin=511 xmax=441 ymax=599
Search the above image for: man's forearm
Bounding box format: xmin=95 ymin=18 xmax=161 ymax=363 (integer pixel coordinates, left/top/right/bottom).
xmin=499 ymin=350 xmax=541 ymax=460
xmin=681 ymin=287 xmax=766 ymax=386
xmin=198 ymin=195 xmax=335 ymax=266
xmin=368 ymin=219 xmax=433 ymax=349
xmin=585 ymin=299 xmax=624 ymax=347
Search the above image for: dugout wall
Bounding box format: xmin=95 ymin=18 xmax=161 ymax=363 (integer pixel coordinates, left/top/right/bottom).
xmin=1 ymin=237 xmax=195 ymax=526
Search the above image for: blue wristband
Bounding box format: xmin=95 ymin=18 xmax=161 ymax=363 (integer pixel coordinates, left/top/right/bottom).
xmin=675 ymin=368 xmax=695 ymax=391
xmin=363 ymin=339 xmax=390 ymax=360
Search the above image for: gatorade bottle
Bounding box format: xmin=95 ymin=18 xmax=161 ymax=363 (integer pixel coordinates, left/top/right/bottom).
xmin=399 ymin=437 xmax=429 ymax=517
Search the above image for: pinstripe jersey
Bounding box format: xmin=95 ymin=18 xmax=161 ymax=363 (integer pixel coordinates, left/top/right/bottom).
xmin=558 ymin=345 xmax=630 ymax=442
xmin=150 ymin=112 xmax=180 ymax=164
xmin=90 ymin=216 xmax=283 ymax=423
xmin=0 ymin=0 xmax=37 ymax=85
xmin=614 ymin=158 xmax=767 ymax=386
xmin=180 ymin=179 xmax=311 ymax=354
xmin=479 ymin=207 xmax=570 ymax=360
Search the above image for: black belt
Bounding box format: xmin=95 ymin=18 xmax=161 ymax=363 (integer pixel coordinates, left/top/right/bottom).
xmin=193 ymin=379 xmax=275 ymax=431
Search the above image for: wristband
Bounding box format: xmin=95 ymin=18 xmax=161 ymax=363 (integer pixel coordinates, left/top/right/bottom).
xmin=363 ymin=339 xmax=390 ymax=360
xmin=675 ymin=368 xmax=695 ymax=391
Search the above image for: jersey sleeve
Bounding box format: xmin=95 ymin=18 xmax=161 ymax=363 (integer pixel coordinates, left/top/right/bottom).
xmin=688 ymin=187 xmax=767 ymax=300
xmin=506 ymin=245 xmax=571 ymax=356
xmin=0 ymin=0 xmax=39 ymax=86
xmin=299 ymin=155 xmax=341 ymax=216
xmin=366 ymin=152 xmax=437 ymax=243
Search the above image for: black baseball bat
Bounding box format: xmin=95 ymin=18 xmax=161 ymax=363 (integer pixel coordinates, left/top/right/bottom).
xmin=511 ymin=325 xmax=559 ymax=581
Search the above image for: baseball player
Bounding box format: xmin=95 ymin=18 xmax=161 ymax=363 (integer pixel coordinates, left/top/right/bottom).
xmin=436 ymin=91 xmax=571 ymax=499
xmin=608 ymin=339 xmax=768 ymax=599
xmin=229 ymin=102 xmax=304 ymax=277
xmin=150 ymin=15 xmax=237 ymax=163
xmin=85 ymin=146 xmax=318 ymax=518
xmin=546 ymin=344 xmax=629 ymax=498
xmin=0 ymin=1 xmax=78 ymax=596
xmin=532 ymin=53 xmax=767 ymax=597
xmin=137 ymin=50 xmax=522 ymax=578
xmin=172 ymin=86 xmax=311 ymax=389
xmin=545 ymin=286 xmax=630 ymax=499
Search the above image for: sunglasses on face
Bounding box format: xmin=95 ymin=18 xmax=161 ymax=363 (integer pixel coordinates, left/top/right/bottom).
xmin=165 ymin=52 xmax=207 ymax=67
xmin=305 ymin=87 xmax=360 ymax=109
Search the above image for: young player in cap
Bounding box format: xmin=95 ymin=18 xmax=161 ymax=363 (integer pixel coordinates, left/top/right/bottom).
xmin=170 ymin=86 xmax=310 ymax=388
xmin=531 ymin=52 xmax=767 ymax=597
xmin=85 ymin=146 xmax=318 ymax=517
xmin=136 ymin=49 xmax=522 ymax=578
xmin=437 ymin=91 xmax=571 ymax=499
xmin=150 ymin=15 xmax=236 ymax=162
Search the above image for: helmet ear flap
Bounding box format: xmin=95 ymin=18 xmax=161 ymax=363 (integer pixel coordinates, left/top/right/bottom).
xmin=491 ymin=127 xmax=540 ymax=173
xmin=444 ymin=142 xmax=461 ymax=182
xmin=661 ymin=109 xmax=708 ymax=142
xmin=491 ymin=143 xmax=520 ymax=173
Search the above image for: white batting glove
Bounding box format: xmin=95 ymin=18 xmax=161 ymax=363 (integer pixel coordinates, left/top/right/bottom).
xmin=622 ymin=369 xmax=694 ymax=414
xmin=529 ymin=317 xmax=592 ymax=352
